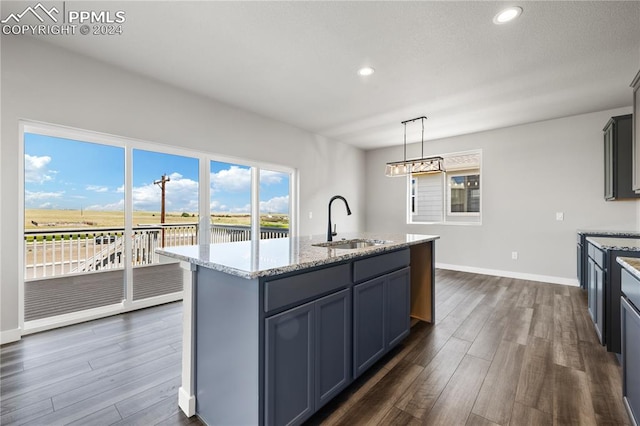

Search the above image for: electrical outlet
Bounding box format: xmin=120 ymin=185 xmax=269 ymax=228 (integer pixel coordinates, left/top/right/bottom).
xmin=308 ymin=211 xmax=313 ymax=219
xmin=556 ymin=212 xmax=564 ymax=221
xmin=511 ymin=251 xmax=518 ymax=260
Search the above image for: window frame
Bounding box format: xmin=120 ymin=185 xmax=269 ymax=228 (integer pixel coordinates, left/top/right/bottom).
xmin=407 ymin=149 xmax=482 ymax=226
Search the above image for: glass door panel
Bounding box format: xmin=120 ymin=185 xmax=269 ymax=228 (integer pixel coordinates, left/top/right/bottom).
xmin=132 ymin=149 xmax=199 ymax=301
xmin=210 ymin=161 xmax=253 ymax=243
xmin=24 ymin=133 xmax=125 ymax=321
xmin=259 ymin=169 xmax=290 ymax=240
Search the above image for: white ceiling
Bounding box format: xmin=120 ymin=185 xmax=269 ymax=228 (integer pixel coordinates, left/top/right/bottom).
xmin=15 ymin=1 xmax=640 ymax=150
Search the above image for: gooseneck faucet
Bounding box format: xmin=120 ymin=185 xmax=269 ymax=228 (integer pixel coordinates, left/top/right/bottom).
xmin=327 ymin=195 xmax=352 ymax=242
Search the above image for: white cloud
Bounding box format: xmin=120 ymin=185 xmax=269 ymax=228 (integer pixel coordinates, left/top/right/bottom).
xmin=85 ymin=199 xmax=124 ymax=211
xmin=232 ymin=204 xmax=251 ymax=213
xmin=211 ymin=166 xmax=251 ymax=193
xmin=86 ymin=185 xmax=109 ymax=193
xmin=24 ymin=190 xmax=64 ymax=209
xmin=85 ymin=173 xmax=199 ymax=212
xmin=260 ymin=196 xmax=289 ymax=214
xmin=25 ymin=190 xmax=64 ymax=202
xmin=24 ymin=154 xmax=56 ymax=183
xmin=260 ymin=170 xmax=285 ymax=185
xmin=132 ymin=173 xmax=198 ymax=212
xmin=210 ymin=200 xmax=230 ymax=212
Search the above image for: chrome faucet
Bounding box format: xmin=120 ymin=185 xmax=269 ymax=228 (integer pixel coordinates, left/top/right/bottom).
xmin=327 ymin=195 xmax=352 ymax=242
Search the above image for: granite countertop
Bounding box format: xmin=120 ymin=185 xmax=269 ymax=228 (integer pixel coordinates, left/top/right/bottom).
xmin=577 ymin=230 xmax=640 ymax=237
xmin=156 ymin=232 xmax=439 ymax=279
xmin=618 ymin=257 xmax=640 ymax=280
xmin=586 ymin=236 xmax=640 ymax=251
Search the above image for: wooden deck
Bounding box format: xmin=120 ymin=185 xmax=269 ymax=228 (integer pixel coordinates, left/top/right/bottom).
xmin=25 ymin=264 xmax=183 ymax=321
xmin=1 ymin=269 xmax=630 ymax=425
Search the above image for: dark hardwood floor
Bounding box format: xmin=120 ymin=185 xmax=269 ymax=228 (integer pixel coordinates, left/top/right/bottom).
xmin=0 ymin=270 xmax=630 ymax=425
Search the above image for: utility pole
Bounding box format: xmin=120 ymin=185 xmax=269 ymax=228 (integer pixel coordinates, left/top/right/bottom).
xmin=154 ymin=174 xmax=171 ymax=247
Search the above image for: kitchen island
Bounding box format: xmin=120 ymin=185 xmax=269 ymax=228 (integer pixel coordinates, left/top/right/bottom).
xmin=157 ymin=233 xmax=438 ymax=426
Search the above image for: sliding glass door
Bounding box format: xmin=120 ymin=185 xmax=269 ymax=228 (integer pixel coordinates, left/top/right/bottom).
xmin=21 ymin=121 xmax=297 ymax=331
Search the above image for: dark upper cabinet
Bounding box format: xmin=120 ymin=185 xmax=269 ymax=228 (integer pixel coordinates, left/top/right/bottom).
xmin=631 ymin=70 xmax=640 ymax=193
xmin=604 ymin=114 xmax=638 ymax=200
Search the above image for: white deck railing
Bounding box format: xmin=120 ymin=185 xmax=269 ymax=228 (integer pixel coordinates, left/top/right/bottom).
xmin=24 ymin=223 xmax=288 ymax=279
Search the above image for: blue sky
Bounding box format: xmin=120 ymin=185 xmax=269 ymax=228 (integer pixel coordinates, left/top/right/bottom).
xmin=25 ymin=133 xmax=290 ymax=214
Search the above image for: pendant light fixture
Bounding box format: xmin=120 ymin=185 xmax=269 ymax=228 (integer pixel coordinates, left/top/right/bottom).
xmin=385 ymin=116 xmax=444 ymax=177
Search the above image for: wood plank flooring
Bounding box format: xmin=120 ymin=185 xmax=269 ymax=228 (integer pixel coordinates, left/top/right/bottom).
xmin=306 ymin=270 xmax=630 ymax=426
xmin=1 ymin=269 xmax=630 ymax=425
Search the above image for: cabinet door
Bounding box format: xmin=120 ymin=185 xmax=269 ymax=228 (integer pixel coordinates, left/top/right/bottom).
xmin=386 ymin=267 xmax=411 ymax=348
xmin=595 ymin=263 xmax=604 ymax=343
xmin=315 ymin=289 xmax=351 ymax=409
xmin=577 ymin=244 xmax=583 ymax=287
xmin=353 ymin=276 xmax=385 ymax=378
xmin=632 ymin=71 xmax=640 ymax=193
xmin=588 ymin=257 xmax=597 ymax=324
xmin=265 ymin=302 xmax=314 ymax=426
xmin=621 ymin=297 xmax=640 ymax=425
xmin=605 ymin=126 xmax=614 ymax=199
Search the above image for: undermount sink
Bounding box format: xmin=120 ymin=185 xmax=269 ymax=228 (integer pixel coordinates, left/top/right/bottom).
xmin=313 ymin=239 xmax=391 ymax=250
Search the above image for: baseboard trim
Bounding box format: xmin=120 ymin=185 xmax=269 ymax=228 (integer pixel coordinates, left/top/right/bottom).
xmin=435 ymin=263 xmax=579 ymax=287
xmin=0 ymin=328 xmax=22 ymax=345
xmin=179 ymin=387 xmax=196 ymax=417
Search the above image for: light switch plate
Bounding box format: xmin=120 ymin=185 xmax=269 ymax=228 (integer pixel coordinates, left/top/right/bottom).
xmin=556 ymin=212 xmax=564 ymax=221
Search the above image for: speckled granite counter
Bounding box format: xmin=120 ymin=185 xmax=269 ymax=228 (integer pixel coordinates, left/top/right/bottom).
xmin=618 ymin=257 xmax=640 ymax=280
xmin=586 ymin=237 xmax=640 ymax=251
xmin=157 ymin=232 xmax=439 ymax=279
xmin=578 ymin=230 xmax=640 ymax=237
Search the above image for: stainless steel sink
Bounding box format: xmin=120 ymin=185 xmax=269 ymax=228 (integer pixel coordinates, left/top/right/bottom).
xmin=313 ymin=239 xmax=391 ymax=249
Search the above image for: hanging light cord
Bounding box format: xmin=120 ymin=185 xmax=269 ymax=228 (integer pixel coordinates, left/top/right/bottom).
xmin=421 ymin=117 xmax=424 ymax=159
xmin=403 ymin=122 xmax=407 ymax=162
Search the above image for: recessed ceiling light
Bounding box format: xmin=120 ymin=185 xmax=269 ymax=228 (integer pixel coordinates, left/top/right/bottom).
xmin=493 ymin=6 xmax=523 ymax=24
xmin=357 ymin=67 xmax=375 ymax=77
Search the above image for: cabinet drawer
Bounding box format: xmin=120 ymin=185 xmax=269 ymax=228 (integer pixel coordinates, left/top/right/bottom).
xmin=353 ymin=249 xmax=410 ymax=283
xmin=588 ymin=244 xmax=605 ymax=268
xmin=265 ymin=263 xmax=351 ymax=313
xmin=623 ymin=269 xmax=640 ymax=311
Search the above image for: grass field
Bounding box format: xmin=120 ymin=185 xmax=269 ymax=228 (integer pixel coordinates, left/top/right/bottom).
xmin=25 ymin=209 xmax=288 ymax=230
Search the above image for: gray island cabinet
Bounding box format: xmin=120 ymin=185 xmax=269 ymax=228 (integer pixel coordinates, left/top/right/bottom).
xmin=157 ymin=233 xmax=438 ymax=426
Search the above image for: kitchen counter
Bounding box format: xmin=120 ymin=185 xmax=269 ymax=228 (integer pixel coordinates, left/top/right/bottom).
xmin=157 ymin=232 xmax=439 ymax=279
xmin=586 ymin=236 xmax=640 ymax=251
xmin=585 ymin=238 xmax=640 ymax=354
xmin=618 ymin=257 xmax=640 ymax=280
xmin=157 ymin=233 xmax=438 ymax=424
xmin=578 ymin=230 xmax=640 ymax=237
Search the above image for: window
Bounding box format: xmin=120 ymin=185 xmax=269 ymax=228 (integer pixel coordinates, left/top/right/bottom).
xmin=448 ymin=172 xmax=480 ymax=215
xmin=409 ymin=150 xmax=481 ymax=225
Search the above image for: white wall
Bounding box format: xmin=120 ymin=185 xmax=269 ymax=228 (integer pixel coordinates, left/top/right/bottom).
xmin=365 ymin=108 xmax=637 ymax=284
xmin=0 ymin=37 xmax=365 ymax=340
